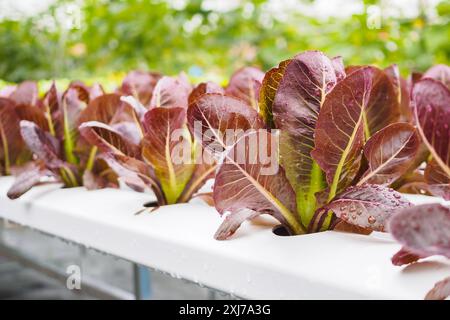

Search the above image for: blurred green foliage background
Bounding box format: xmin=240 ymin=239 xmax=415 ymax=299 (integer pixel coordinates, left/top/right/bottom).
xmin=0 ymin=0 xmax=449 ymax=84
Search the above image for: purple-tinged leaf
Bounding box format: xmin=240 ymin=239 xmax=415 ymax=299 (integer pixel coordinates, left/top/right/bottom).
xmin=187 ymin=93 xmax=265 ymax=157
xmin=0 ymin=98 xmax=25 ymax=174
xmin=331 ymin=56 xmax=346 ymax=81
xmin=142 ymin=107 xmax=195 ymax=204
xmin=345 ymin=65 xmax=401 ymax=135
xmin=384 ymin=65 xmax=413 ymax=122
xmin=312 ymin=67 xmax=374 ymax=200
xmin=110 ymin=122 xmax=142 ymax=145
xmin=399 ymin=77 xmax=413 ymax=122
xmin=364 ymin=67 xmax=400 ymax=136
xmin=407 ymin=72 xmax=424 ymax=91
xmin=68 ymin=81 xmax=104 ymax=104
xmin=100 ymin=154 xmax=151 ymax=193
xmin=9 ymin=81 xmax=38 ymax=106
xmin=359 ymin=123 xmax=420 ymax=185
xmin=384 ymin=65 xmax=401 ymax=103
xmin=273 ymin=51 xmax=337 ymax=225
xmin=68 ymin=81 xmax=91 ymax=103
xmin=19 ymin=120 xmax=64 ymax=169
xmin=412 ymin=79 xmax=450 ymax=180
xmin=89 ymin=83 xmax=104 ymax=101
xmin=258 ymin=59 xmax=291 ymax=128
xmin=119 ymin=70 xmax=161 ymax=106
xmin=120 ymin=95 xmax=148 ymax=121
xmin=42 ymin=82 xmax=61 ymax=115
xmin=425 ymin=276 xmax=450 ymax=300
xmin=188 ymin=82 xmax=224 ymax=106
xmin=7 ymin=162 xmax=57 ymax=199
xmin=79 ymin=121 xmax=141 ymax=158
xmin=214 ymin=209 xmax=259 ymax=240
xmin=331 ymin=219 xmax=372 ymax=235
xmin=425 ymin=159 xmax=450 ymax=200
xmin=344 ymin=65 xmax=362 ymax=75
xmin=322 ymin=184 xmax=412 ymax=232
xmin=213 ymin=131 xmax=304 ymax=239
xmin=78 ymin=93 xmax=140 ymax=127
xmin=149 ymin=73 xmax=191 ymax=109
xmin=225 ymin=67 xmax=264 ymax=109
xmin=82 ymin=157 xmax=118 ymax=190
xmin=14 ymin=104 xmax=50 ymax=131
xmin=422 ymin=64 xmax=450 ymax=89
xmin=391 ymin=247 xmax=422 ymax=266
xmin=389 ymin=203 xmax=450 ymax=259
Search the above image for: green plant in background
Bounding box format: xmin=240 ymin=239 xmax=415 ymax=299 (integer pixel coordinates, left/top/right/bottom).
xmin=0 ymin=0 xmax=448 ymax=84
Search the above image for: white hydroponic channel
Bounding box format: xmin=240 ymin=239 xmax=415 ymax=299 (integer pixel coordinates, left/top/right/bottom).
xmin=0 ymin=176 xmax=448 ymax=299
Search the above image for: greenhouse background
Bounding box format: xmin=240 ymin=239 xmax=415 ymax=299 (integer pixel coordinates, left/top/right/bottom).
xmin=0 ymin=0 xmax=449 ymax=302
xmin=1 ymin=0 xmax=449 ymax=86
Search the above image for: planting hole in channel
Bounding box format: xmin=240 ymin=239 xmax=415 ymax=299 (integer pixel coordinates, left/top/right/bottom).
xmin=272 ymin=225 xmax=291 ymax=237
xmin=143 ymin=201 xmax=158 ymax=208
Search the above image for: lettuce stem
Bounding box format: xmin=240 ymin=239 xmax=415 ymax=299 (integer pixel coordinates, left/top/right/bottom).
xmin=85 ymin=146 xmax=97 ymax=172
xmin=0 ymin=126 xmax=10 ymax=175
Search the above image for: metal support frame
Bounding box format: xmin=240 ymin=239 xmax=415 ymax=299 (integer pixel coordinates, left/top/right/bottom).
xmin=0 ymin=219 xmax=218 ymax=300
xmin=0 ymin=240 xmax=134 ymax=300
xmin=0 ymin=218 xmax=143 ymax=300
xmin=133 ymin=264 xmax=152 ymax=300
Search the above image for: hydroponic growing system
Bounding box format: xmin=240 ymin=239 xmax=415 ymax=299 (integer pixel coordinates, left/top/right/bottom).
xmin=0 ymin=51 xmax=449 ymax=300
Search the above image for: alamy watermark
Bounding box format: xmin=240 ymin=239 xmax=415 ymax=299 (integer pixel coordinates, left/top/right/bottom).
xmin=66 ymin=264 xmax=81 ymax=290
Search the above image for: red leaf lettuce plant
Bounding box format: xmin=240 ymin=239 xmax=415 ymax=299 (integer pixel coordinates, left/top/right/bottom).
xmin=5 ymin=81 xmax=120 ymax=198
xmin=397 ymin=65 xmax=450 ymax=200
xmin=79 ymin=73 xmax=220 ymax=206
xmin=188 ymin=50 xmax=430 ymax=240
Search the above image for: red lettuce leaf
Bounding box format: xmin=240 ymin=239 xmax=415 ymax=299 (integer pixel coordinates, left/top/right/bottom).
xmin=19 ymin=120 xmax=64 ymax=169
xmin=102 ymin=153 xmax=165 ymax=204
xmin=119 ymin=70 xmax=162 ymax=106
xmin=359 ymin=123 xmax=420 ymax=185
xmin=412 ymin=79 xmax=450 ymax=183
xmin=0 ymin=98 xmax=25 ymax=175
xmin=389 ymin=203 xmax=450 ymax=260
xmin=363 ymin=67 xmax=400 ymax=137
xmin=258 ymin=59 xmax=291 ymax=128
xmin=272 ymin=51 xmax=338 ymax=226
xmin=82 ymin=157 xmax=118 ymax=190
xmin=331 ymin=56 xmax=346 ymax=81
xmin=214 ymin=209 xmax=260 ymax=240
xmin=149 ymin=73 xmax=192 ymax=109
xmin=7 ymin=161 xmax=57 ymax=199
xmin=79 ymin=121 xmax=141 ymax=158
xmin=213 ymin=131 xmax=303 ymax=239
xmin=141 ymin=107 xmax=195 ymax=204
xmin=391 ymin=247 xmax=422 ymax=266
xmin=14 ymin=104 xmax=50 ymax=132
xmin=78 ymin=93 xmax=140 ymax=128
xmin=9 ymin=81 xmax=38 ymax=106
xmin=424 ymin=159 xmax=450 ymax=200
xmin=188 ymin=82 xmax=224 ymax=106
xmin=320 ymin=184 xmax=412 ymax=232
xmin=68 ymin=81 xmax=105 ymax=104
xmin=225 ymin=67 xmax=264 ymax=109
xmin=425 ymin=276 xmax=450 ymax=300
xmin=187 ymin=93 xmax=266 ymax=157
xmin=422 ymin=64 xmax=450 ymax=89
xmin=312 ymin=67 xmax=374 ymax=200
xmin=384 ymin=65 xmax=413 ymax=122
